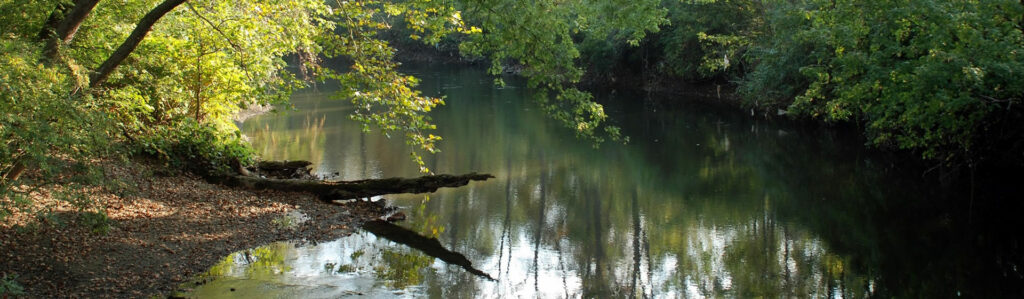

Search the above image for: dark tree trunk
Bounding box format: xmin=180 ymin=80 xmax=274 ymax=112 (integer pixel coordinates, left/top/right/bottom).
xmin=89 ymin=0 xmax=188 ymax=88
xmin=37 ymin=2 xmax=73 ymax=41
xmin=42 ymin=0 xmax=100 ymax=60
xmin=217 ymin=172 xmax=494 ymax=201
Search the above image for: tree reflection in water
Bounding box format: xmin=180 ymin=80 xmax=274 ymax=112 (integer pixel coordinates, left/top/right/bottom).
xmin=190 ymin=62 xmax=1024 ymax=298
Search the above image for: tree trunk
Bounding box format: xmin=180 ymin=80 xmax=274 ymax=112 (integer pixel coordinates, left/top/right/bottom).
xmin=217 ymin=172 xmax=494 ymax=201
xmin=42 ymin=0 xmax=100 ymax=60
xmin=89 ymin=0 xmax=188 ymax=88
xmin=37 ymin=2 xmax=73 ymax=41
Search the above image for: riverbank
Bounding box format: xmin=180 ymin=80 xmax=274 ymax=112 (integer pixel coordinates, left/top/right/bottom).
xmin=0 ymin=160 xmax=385 ymax=298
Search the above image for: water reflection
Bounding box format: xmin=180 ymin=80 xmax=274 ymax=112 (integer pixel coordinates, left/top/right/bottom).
xmin=362 ymin=220 xmax=495 ymax=280
xmin=186 ymin=233 xmax=435 ymax=298
xmin=191 ymin=62 xmax=1023 ymax=298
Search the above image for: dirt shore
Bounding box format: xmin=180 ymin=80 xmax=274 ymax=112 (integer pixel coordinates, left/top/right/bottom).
xmin=0 ymin=161 xmax=385 ymax=298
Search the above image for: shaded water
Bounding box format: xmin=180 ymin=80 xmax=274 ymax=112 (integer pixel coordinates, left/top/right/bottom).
xmin=190 ymin=63 xmax=1023 ymax=298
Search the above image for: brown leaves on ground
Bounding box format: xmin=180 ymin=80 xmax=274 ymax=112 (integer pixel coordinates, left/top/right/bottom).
xmin=0 ymin=160 xmax=383 ymax=298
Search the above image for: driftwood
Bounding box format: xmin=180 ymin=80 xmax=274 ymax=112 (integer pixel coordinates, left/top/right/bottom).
xmin=362 ymin=220 xmax=495 ymax=280
xmin=215 ymin=160 xmax=494 ymax=201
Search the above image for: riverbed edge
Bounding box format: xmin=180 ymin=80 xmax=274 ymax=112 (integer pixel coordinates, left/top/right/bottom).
xmin=0 ymin=159 xmax=386 ymax=298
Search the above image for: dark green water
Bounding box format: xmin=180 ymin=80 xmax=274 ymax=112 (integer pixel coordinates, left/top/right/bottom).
xmin=188 ymin=63 xmax=1023 ymax=298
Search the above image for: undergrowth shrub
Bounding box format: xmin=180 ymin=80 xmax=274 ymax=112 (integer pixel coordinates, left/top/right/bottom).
xmin=133 ymin=120 xmax=255 ymax=177
xmin=0 ymin=273 xmax=24 ymax=296
xmin=0 ymin=37 xmax=113 ymax=221
xmin=80 ymin=210 xmax=112 ymax=235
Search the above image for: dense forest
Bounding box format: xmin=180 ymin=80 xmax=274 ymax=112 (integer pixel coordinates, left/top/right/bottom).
xmin=587 ymin=0 xmax=1024 ymax=168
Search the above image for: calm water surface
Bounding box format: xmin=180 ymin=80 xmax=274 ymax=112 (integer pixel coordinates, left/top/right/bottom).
xmin=188 ymin=63 xmax=1023 ymax=298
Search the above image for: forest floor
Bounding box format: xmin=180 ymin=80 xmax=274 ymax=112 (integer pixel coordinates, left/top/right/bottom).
xmin=0 ymin=160 xmax=386 ymax=298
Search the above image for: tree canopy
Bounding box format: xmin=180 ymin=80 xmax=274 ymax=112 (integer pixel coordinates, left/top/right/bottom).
xmin=0 ymin=0 xmax=667 ymax=212
xmin=3 ymin=0 xmax=1023 ymax=208
xmin=577 ymin=0 xmax=1024 ymax=166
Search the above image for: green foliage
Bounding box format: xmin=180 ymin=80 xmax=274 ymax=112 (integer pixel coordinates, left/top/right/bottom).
xmin=5 ymin=0 xmax=1014 ymax=182
xmin=0 ymin=36 xmax=113 ymax=213
xmin=572 ymin=0 xmax=765 ymax=85
xmin=615 ymin=0 xmax=1024 ymax=165
xmin=317 ymin=0 xmax=443 ymax=172
xmin=457 ymin=0 xmax=667 ymax=144
xmin=0 ymin=273 xmax=25 ymax=296
xmin=80 ymin=210 xmax=112 ymax=235
xmin=735 ymin=2 xmax=818 ymax=105
xmin=2 ymin=0 xmax=322 ymax=217
xmin=744 ymin=0 xmax=1024 ymax=163
xmin=132 ymin=120 xmax=254 ymax=177
xmin=1 ymin=0 xmax=676 ymax=182
xmin=0 ymin=0 xmax=57 ymax=37
xmin=91 ymin=0 xmax=330 ymax=132
xmin=658 ymin=0 xmax=763 ymax=81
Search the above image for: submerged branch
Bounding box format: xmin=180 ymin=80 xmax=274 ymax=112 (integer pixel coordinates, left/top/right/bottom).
xmin=362 ymin=220 xmax=496 ymax=281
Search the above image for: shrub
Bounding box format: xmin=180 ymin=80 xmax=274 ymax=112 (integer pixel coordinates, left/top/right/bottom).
xmin=80 ymin=210 xmax=112 ymax=235
xmin=0 ymin=273 xmax=25 ymax=296
xmin=132 ymin=120 xmax=254 ymax=177
xmin=1 ymin=37 xmax=113 ymax=219
xmin=744 ymin=1 xmax=1024 ymax=164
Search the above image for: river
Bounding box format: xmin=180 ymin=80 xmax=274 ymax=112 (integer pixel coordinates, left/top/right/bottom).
xmin=186 ymin=62 xmax=1023 ymax=298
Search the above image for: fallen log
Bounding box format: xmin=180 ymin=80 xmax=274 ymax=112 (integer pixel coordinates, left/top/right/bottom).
xmin=216 ymin=171 xmax=494 ymax=201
